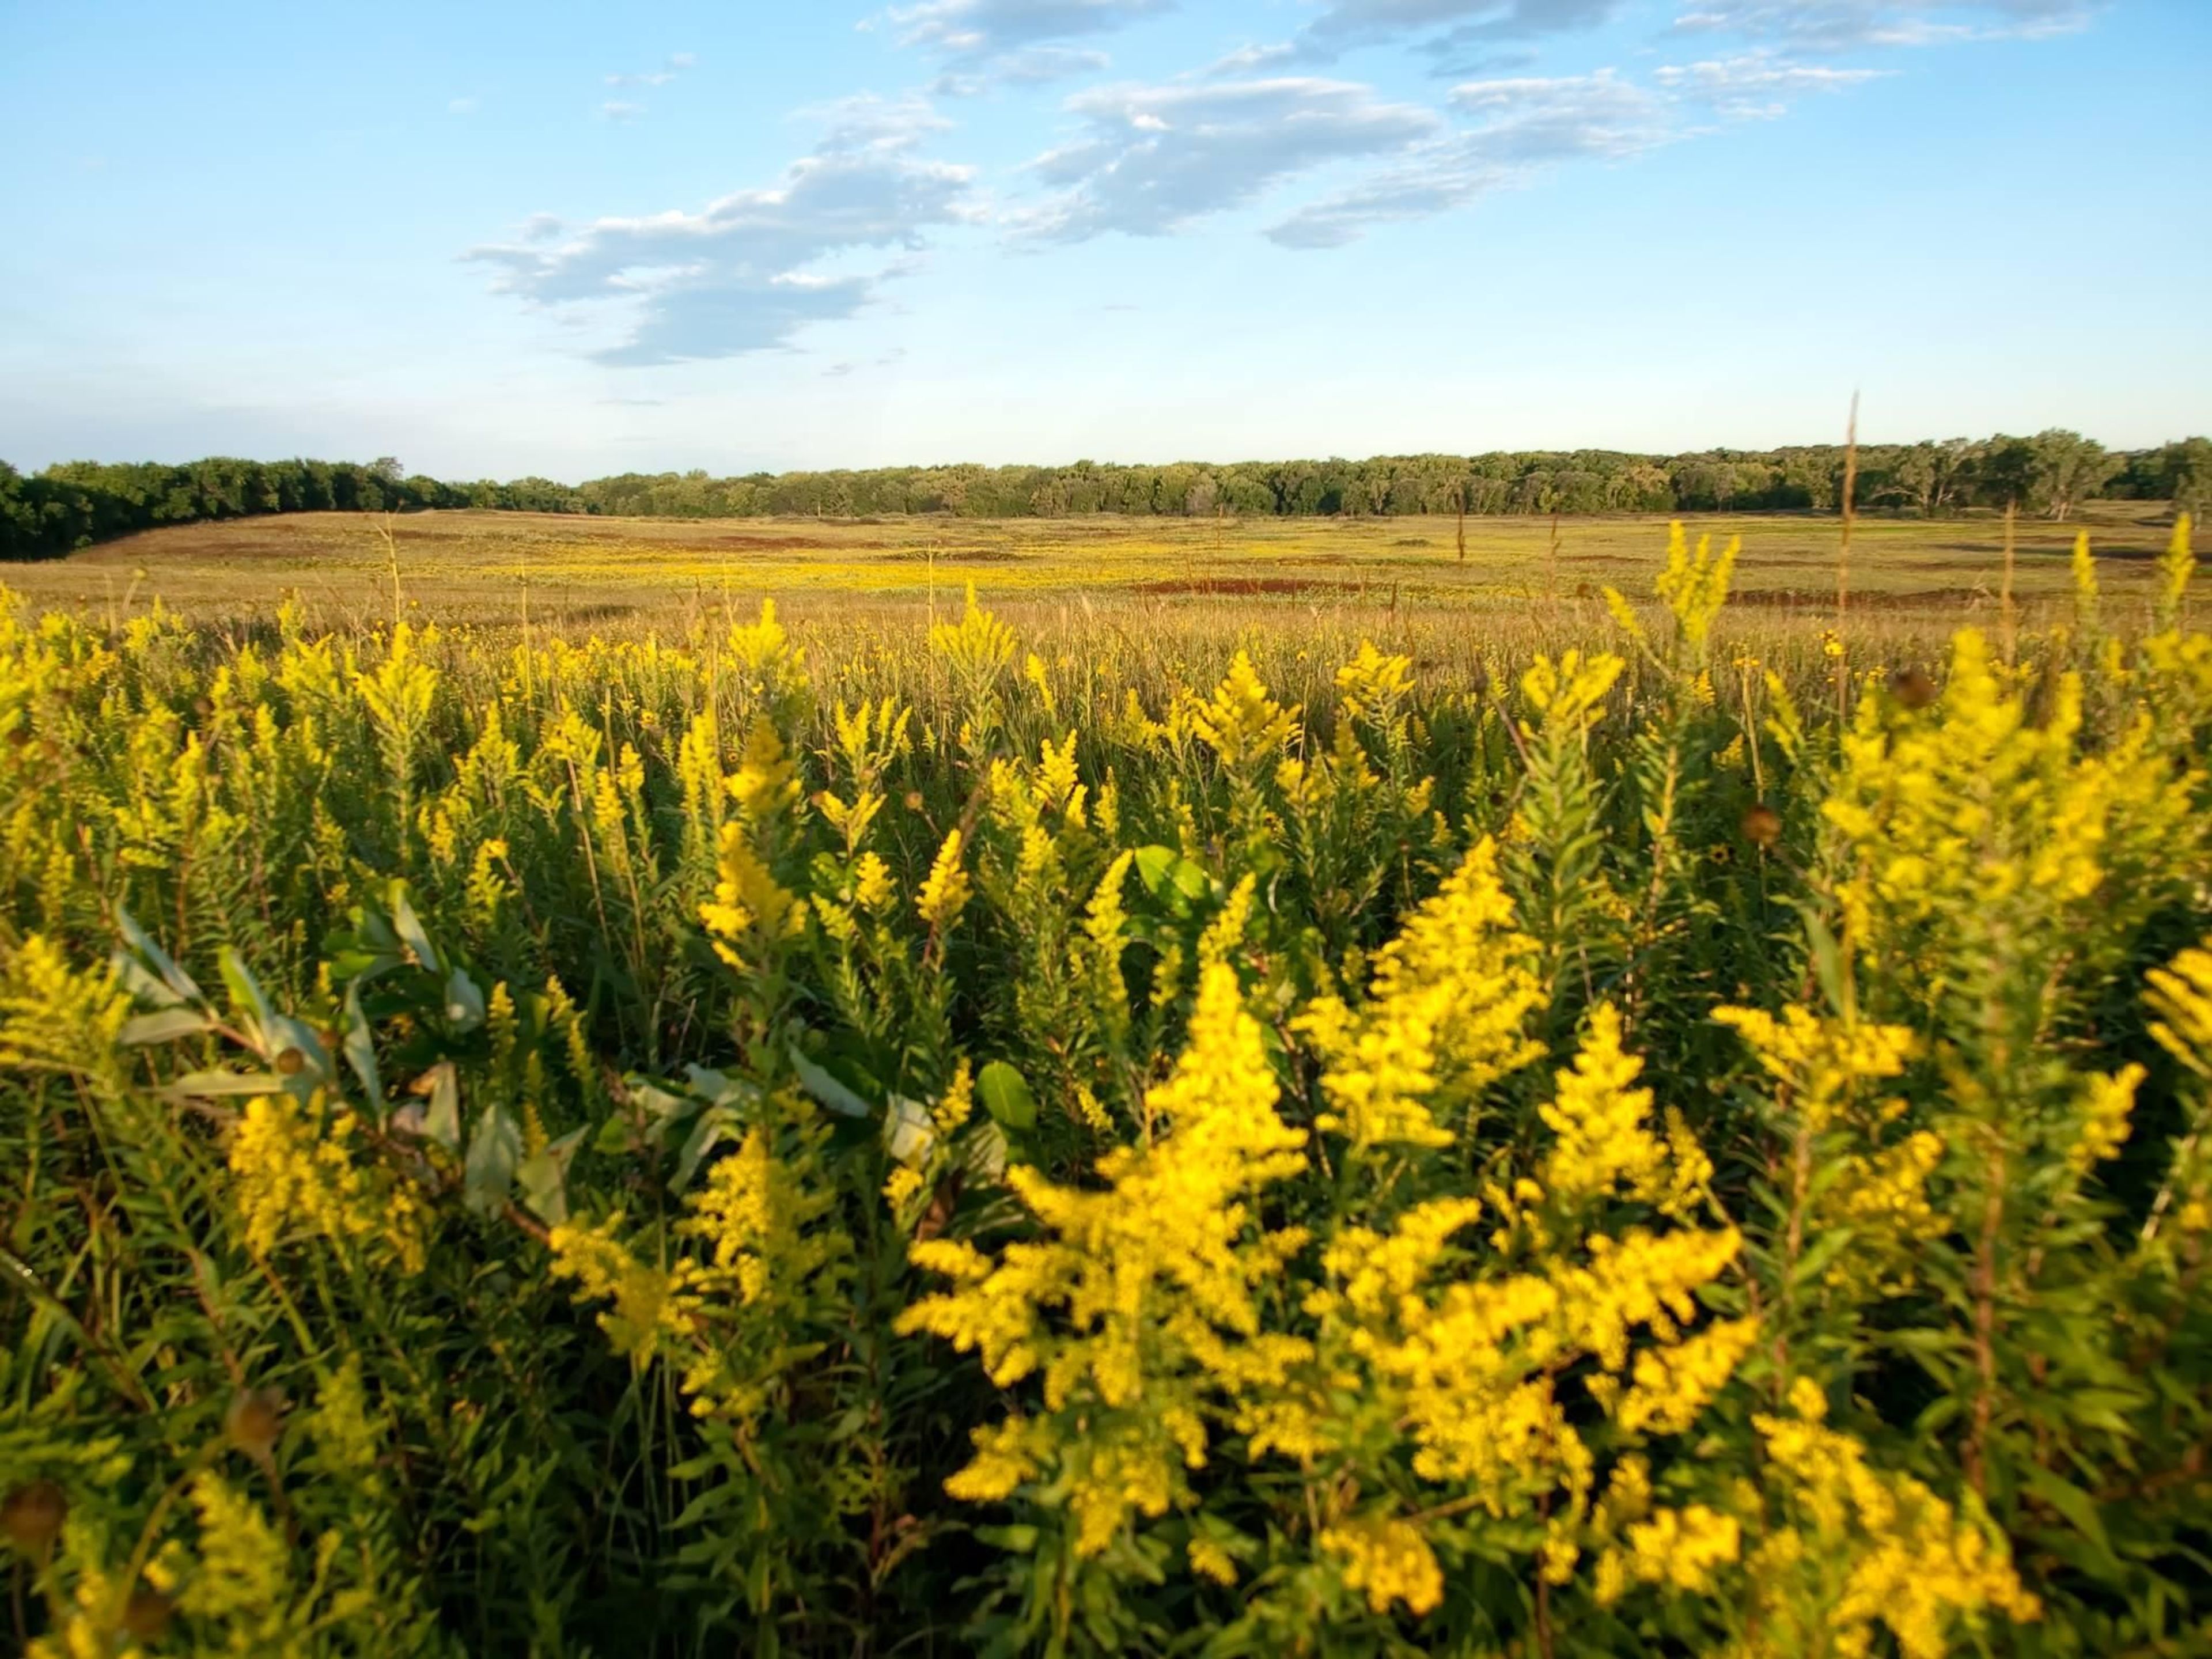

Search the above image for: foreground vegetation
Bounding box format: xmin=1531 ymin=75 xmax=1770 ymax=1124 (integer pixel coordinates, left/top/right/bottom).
xmin=5 ymin=428 xmax=2206 ymax=558
xmin=3 ymin=520 xmax=2210 ymax=1656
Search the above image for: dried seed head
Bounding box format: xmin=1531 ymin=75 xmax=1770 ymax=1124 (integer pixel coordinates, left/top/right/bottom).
xmin=1889 ymin=666 xmax=1936 ymax=710
xmin=192 ymin=696 xmax=215 ymax=719
xmin=121 ymin=1586 xmax=175 ymax=1641
xmin=903 ymin=790 xmax=925 ymax=812
xmin=1 ymin=1480 xmax=67 ymax=1553
xmin=274 ymin=1047 xmax=307 ymax=1077
xmin=225 ymin=1388 xmax=286 ymax=1457
xmin=1741 ymin=803 xmax=1783 ymax=849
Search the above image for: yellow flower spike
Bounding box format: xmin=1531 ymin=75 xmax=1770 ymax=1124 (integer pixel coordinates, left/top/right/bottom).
xmin=916 ymin=827 xmax=972 ymax=933
xmin=1298 ymin=837 xmax=1544 ymax=1152
xmin=1191 ymin=650 xmax=1298 ymax=768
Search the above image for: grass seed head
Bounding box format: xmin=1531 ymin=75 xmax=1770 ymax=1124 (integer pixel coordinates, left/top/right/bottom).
xmin=1 ymin=1480 xmax=67 ymax=1554
xmin=225 ymin=1387 xmax=287 ymax=1457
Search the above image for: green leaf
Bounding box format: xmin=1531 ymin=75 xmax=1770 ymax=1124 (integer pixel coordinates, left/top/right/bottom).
xmin=1133 ymin=844 xmax=1178 ymax=896
xmin=976 ymin=1061 xmax=1037 ymax=1131
xmin=168 ymin=1069 xmax=285 ymax=1097
xmin=789 ymin=1046 xmax=874 ymax=1118
xmin=1789 ymin=1226 xmax=1857 ymax=1290
xmin=119 ymin=1007 xmax=213 ymax=1046
xmin=422 ymin=1062 xmax=461 ymax=1152
xmin=389 ymin=882 xmax=442 ymax=976
xmin=1797 ymin=903 xmax=1853 ymax=1025
xmin=113 ymin=902 xmax=202 ymax=1005
xmin=444 ymin=967 xmax=486 ymax=1032
xmin=342 ymin=982 xmax=382 ymax=1116
xmin=515 ymin=1127 xmax=585 ymax=1225
xmin=2019 ymin=1464 xmax=2118 ymax=1575
xmin=674 ymin=1106 xmax=744 ymax=1192
xmin=464 ymin=1104 xmax=522 ymax=1217
xmin=217 ymin=946 xmax=275 ymax=1035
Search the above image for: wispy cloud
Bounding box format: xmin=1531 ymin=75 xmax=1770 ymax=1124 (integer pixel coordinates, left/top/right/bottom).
xmin=1238 ymin=0 xmax=1629 ymax=73
xmin=600 ymin=101 xmax=645 ymax=122
xmin=1671 ymin=0 xmax=2097 ymax=51
xmin=1653 ymin=48 xmax=1884 ymax=115
xmin=468 ymin=96 xmax=979 ymax=366
xmin=448 ymin=96 xmax=479 ymax=116
xmin=886 ymin=0 xmax=1168 ymax=89
xmin=606 ymin=50 xmax=699 ymax=87
xmin=1268 ymin=67 xmax=1672 ymax=245
xmin=1016 ymin=77 xmax=1440 ymax=240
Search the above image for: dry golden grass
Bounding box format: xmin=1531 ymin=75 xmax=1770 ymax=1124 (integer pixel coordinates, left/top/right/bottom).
xmin=2 ymin=501 xmax=2177 ymax=664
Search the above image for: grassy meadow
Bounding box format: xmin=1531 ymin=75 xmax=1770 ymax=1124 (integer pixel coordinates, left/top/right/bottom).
xmin=3 ymin=505 xmax=2210 ymax=1657
xmin=4 ymin=499 xmax=2180 ymax=635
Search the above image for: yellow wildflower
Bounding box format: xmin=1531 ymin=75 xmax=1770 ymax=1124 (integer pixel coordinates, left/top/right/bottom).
xmin=1320 ymin=1512 xmax=1444 ymax=1616
xmin=916 ymin=827 xmax=972 ymax=933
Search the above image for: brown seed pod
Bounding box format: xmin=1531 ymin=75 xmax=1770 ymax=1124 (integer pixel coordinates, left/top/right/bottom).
xmin=121 ymin=1586 xmax=176 ymax=1641
xmin=225 ymin=1387 xmax=287 ymax=1457
xmin=903 ymin=790 xmax=925 ymax=812
xmin=274 ymin=1046 xmax=307 ymax=1077
xmin=1 ymin=1479 xmax=67 ymax=1553
xmin=1741 ymin=803 xmax=1783 ymax=849
xmin=1889 ymin=666 xmax=1936 ymax=710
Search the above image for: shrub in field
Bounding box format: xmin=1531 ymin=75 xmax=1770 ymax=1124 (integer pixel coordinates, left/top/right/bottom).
xmin=1 ymin=525 xmax=2207 ymax=1655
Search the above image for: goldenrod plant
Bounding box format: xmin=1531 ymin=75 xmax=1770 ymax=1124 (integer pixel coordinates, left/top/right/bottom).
xmin=2 ymin=524 xmax=2207 ymax=1656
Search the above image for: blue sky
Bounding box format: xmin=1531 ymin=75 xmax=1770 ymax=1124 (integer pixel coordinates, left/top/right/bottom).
xmin=2 ymin=0 xmax=2206 ymax=479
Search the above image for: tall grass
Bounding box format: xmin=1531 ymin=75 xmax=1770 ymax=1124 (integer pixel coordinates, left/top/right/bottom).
xmin=2 ymin=521 xmax=2207 ymax=1657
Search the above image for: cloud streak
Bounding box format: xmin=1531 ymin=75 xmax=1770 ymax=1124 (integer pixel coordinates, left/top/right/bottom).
xmin=1268 ymin=67 xmax=1673 ymax=245
xmin=886 ymin=0 xmax=1170 ymax=89
xmin=1016 ymin=77 xmax=1441 ymax=240
xmin=468 ymin=98 xmax=978 ymax=365
xmin=1671 ymin=0 xmax=2097 ymax=51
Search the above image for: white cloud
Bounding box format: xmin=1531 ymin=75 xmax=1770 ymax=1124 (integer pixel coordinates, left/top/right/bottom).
xmin=1016 ymin=77 xmax=1441 ymax=240
xmin=469 ymin=99 xmax=978 ymax=365
xmin=1270 ymin=67 xmax=1672 ymax=245
xmin=448 ymin=96 xmax=479 ymax=116
xmin=887 ymin=0 xmax=1168 ymax=88
xmin=1238 ymin=0 xmax=1628 ymax=72
xmin=1653 ymin=49 xmax=1884 ymax=116
xmin=1671 ymin=0 xmax=2096 ymax=51
xmin=600 ymin=101 xmax=645 ymax=122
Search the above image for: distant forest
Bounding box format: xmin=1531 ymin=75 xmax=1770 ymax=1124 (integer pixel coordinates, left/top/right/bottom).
xmin=3 ymin=431 xmax=2205 ymax=561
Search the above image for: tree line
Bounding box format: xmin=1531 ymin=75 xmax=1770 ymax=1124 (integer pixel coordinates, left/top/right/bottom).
xmin=4 ymin=431 xmax=2206 ymax=560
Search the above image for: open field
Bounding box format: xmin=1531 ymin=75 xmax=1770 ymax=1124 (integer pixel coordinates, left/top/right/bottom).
xmin=2 ymin=499 xmax=2181 ymax=642
xmin=5 ymin=510 xmax=2210 ymax=1657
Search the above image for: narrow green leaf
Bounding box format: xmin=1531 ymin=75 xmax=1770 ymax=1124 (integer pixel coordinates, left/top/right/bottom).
xmin=789 ymin=1046 xmax=874 ymax=1118
xmin=119 ymin=1007 xmax=213 ymax=1046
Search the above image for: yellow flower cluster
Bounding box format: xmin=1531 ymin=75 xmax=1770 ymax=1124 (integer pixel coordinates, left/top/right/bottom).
xmin=1188 ymin=650 xmax=1299 ymax=769
xmin=228 ymin=1092 xmax=426 ymax=1272
xmin=915 ymin=826 xmax=972 ymax=933
xmin=551 ymin=1109 xmax=847 ymax=1422
xmin=1715 ymin=1003 xmax=1936 ymax=1294
xmin=700 ymin=718 xmax=805 ymax=964
xmin=1319 ymin=1512 xmax=1445 ymax=1616
xmin=1824 ymin=630 xmax=2196 ymax=1013
xmin=899 ymin=961 xmax=1311 ymax=1554
xmin=1540 ymin=1003 xmax=1700 ymax=1217
xmin=1738 ymin=1379 xmax=2039 ymax=1659
xmin=1296 ymin=836 xmax=1544 ymax=1151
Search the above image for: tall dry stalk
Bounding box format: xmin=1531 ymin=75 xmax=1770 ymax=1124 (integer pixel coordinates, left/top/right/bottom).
xmin=2001 ymin=500 xmax=2017 ymax=668
xmin=1836 ymin=392 xmax=1859 ymax=722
